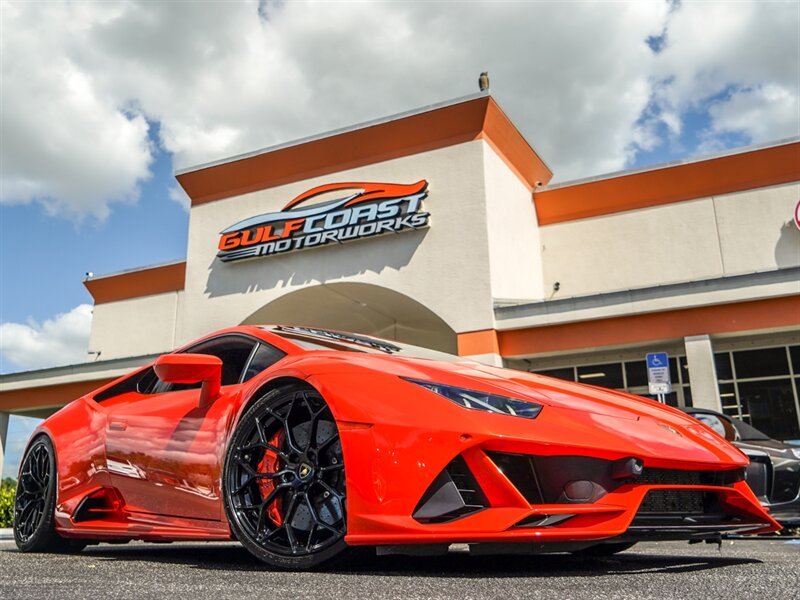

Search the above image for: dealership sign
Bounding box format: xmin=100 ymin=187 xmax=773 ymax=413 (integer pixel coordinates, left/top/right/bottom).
xmin=217 ymin=181 xmax=430 ymax=262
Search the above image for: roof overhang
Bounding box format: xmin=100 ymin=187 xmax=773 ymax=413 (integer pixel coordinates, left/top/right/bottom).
xmin=176 ymin=93 xmax=553 ymax=206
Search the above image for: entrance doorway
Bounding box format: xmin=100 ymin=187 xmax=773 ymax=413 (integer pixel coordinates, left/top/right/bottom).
xmin=240 ymin=283 xmax=457 ymax=353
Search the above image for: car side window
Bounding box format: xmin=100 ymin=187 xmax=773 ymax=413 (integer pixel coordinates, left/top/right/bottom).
xmin=94 ymin=367 xmax=158 ymax=402
xmin=155 ymin=336 xmax=259 ymax=393
xmin=242 ymin=343 xmax=286 ymax=383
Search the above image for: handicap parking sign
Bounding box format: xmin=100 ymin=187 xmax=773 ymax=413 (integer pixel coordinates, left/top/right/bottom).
xmin=646 ymin=352 xmax=672 ymax=395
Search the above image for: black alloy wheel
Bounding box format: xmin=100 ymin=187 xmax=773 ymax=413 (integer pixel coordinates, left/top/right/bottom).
xmin=14 ymin=436 xmax=85 ymax=553
xmin=223 ymin=384 xmax=348 ymax=569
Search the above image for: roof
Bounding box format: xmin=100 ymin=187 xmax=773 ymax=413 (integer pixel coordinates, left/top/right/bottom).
xmin=534 ymin=137 xmax=800 ymax=225
xmin=84 ymin=261 xmax=186 ymax=304
xmin=176 ymin=93 xmax=553 ymax=206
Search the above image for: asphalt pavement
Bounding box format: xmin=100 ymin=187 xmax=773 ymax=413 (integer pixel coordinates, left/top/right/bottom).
xmin=0 ymin=538 xmax=797 ymax=600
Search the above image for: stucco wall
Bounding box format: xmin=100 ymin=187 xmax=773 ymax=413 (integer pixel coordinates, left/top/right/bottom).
xmin=538 ymin=181 xmax=800 ymax=298
xmin=179 ymin=141 xmax=498 ymax=344
xmin=89 ymin=291 xmax=182 ymax=359
xmin=482 ymin=144 xmax=545 ymax=301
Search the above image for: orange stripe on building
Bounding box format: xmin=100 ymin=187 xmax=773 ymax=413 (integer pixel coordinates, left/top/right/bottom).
xmin=535 ymin=141 xmax=800 ymax=225
xmin=84 ymin=262 xmax=186 ymax=304
xmin=177 ymin=96 xmax=552 ymax=206
xmin=457 ymin=329 xmax=500 ymax=356
xmin=0 ymin=379 xmax=115 ymax=412
xmin=496 ymin=296 xmax=800 ymax=357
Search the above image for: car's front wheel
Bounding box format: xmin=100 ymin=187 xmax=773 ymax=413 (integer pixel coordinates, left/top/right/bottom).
xmin=223 ymin=384 xmax=348 ymax=569
xmin=14 ymin=435 xmax=86 ymax=553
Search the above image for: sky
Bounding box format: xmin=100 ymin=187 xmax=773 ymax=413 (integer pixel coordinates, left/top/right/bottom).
xmin=0 ymin=0 xmax=799 ymax=476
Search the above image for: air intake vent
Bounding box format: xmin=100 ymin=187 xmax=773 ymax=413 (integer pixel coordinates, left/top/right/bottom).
xmin=413 ymin=455 xmax=488 ymax=524
xmin=485 ymin=452 xmax=544 ymax=504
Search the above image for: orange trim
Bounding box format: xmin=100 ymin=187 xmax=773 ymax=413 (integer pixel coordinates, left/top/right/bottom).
xmin=480 ymin=99 xmax=552 ymax=192
xmin=0 ymin=379 xmax=115 ymax=412
xmin=458 ymin=329 xmax=500 ymax=356
xmin=497 ymin=296 xmax=800 ymax=357
xmin=535 ymin=141 xmax=800 ymax=225
xmin=177 ymin=96 xmax=552 ymax=206
xmin=84 ymin=262 xmax=186 ymax=305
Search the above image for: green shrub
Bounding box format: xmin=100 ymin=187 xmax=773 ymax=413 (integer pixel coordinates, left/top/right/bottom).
xmin=0 ymin=479 xmax=16 ymax=528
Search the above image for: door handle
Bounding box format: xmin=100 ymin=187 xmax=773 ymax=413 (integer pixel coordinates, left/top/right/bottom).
xmin=109 ymin=419 xmax=128 ymax=431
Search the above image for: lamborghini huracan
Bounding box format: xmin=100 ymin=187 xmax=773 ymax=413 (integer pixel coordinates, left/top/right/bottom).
xmin=14 ymin=325 xmax=780 ymax=568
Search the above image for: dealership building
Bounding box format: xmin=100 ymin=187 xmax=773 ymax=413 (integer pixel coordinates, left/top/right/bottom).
xmin=1 ymin=93 xmax=799 ymax=475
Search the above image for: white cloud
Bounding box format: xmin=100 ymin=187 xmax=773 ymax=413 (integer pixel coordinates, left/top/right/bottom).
xmin=0 ymin=0 xmax=797 ymax=217
xmin=708 ymin=84 xmax=800 ymax=143
xmin=168 ymin=185 xmax=191 ymax=212
xmin=641 ymin=0 xmax=800 ymax=152
xmin=0 ymin=304 xmax=92 ymax=372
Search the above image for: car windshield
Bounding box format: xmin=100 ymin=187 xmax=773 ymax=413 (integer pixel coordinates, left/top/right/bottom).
xmin=263 ymin=325 xmax=467 ymax=363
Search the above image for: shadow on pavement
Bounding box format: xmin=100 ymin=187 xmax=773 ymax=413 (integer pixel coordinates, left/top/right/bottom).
xmin=8 ymin=542 xmax=759 ymax=577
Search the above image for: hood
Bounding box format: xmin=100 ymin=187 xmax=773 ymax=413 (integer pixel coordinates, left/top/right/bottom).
xmin=301 ymin=352 xmax=746 ymax=466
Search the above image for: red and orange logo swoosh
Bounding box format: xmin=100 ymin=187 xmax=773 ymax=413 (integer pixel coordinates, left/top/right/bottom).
xmin=282 ymin=181 xmax=428 ymax=211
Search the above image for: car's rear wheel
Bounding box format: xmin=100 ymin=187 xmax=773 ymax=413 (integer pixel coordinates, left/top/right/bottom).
xmin=223 ymin=384 xmax=348 ymax=569
xmin=14 ymin=435 xmax=86 ymax=553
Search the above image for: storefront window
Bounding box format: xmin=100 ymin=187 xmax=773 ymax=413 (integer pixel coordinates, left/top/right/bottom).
xmin=533 ymin=354 xmax=692 ymax=408
xmin=714 ymin=345 xmax=800 ymax=441
xmin=732 ymin=347 xmax=789 ymax=379
xmin=576 ymin=363 xmax=624 ymax=389
xmin=737 ymin=379 xmax=799 ymax=440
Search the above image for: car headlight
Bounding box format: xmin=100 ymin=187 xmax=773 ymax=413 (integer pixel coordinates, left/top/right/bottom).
xmin=403 ymin=378 xmax=543 ymax=420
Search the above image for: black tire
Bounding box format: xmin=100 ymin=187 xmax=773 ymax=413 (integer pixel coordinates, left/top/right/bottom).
xmin=223 ymin=384 xmax=349 ymax=570
xmin=577 ymin=541 xmax=637 ymax=556
xmin=13 ymin=435 xmax=86 ymax=553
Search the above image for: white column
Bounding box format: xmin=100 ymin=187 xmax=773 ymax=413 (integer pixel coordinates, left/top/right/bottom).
xmin=0 ymin=412 xmax=9 ymax=480
xmin=684 ymin=335 xmax=722 ymax=411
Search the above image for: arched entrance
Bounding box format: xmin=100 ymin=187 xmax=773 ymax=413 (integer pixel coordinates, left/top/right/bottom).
xmin=240 ymin=283 xmax=457 ymax=353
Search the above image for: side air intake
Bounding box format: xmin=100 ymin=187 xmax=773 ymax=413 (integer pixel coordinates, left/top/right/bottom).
xmin=413 ymin=455 xmax=488 ymax=524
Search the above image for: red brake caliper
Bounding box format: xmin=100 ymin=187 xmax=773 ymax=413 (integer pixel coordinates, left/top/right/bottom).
xmin=257 ymin=431 xmax=284 ymax=526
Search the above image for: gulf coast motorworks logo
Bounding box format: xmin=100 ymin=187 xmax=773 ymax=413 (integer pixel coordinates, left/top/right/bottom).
xmin=217 ymin=181 xmax=430 ymax=262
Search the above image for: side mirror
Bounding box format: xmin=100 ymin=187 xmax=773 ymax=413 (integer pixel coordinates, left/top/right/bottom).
xmin=154 ymin=353 xmax=222 ymax=408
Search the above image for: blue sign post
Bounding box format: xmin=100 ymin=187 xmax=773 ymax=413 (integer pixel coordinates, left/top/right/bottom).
xmin=646 ymin=352 xmax=672 ymax=403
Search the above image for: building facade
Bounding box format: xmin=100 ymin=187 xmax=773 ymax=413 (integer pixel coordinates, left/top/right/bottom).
xmin=1 ymin=93 xmax=798 ymax=475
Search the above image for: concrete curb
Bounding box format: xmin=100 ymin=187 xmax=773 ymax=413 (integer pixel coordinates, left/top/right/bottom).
xmin=0 ymin=528 xmax=13 ymax=541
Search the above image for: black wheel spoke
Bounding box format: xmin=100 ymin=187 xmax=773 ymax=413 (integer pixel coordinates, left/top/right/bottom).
xmin=282 ymin=492 xmax=301 ymax=553
xmin=319 ymin=463 xmax=344 ymax=473
xmin=263 ymin=443 xmax=290 ymax=461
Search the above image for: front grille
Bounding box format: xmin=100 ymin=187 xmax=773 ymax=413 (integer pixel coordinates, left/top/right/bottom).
xmin=639 ymin=489 xmax=707 ymax=514
xmin=771 ymin=464 xmax=799 ymax=504
xmin=633 ymin=468 xmax=744 ymax=487
xmin=745 ymin=458 xmax=770 ymax=499
xmin=484 ymin=452 xmax=744 ymax=508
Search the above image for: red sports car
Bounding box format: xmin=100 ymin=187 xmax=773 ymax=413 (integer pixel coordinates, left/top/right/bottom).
xmin=14 ymin=325 xmax=779 ymax=569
